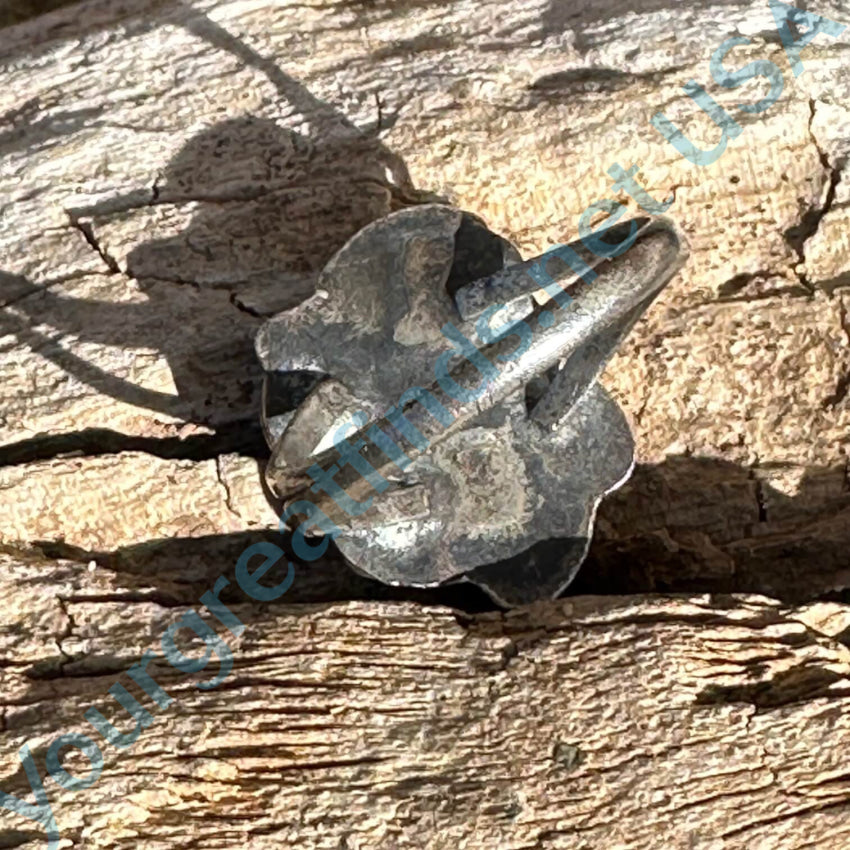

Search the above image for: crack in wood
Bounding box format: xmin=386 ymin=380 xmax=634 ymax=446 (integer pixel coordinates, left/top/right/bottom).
xmin=784 ymin=100 xmax=844 ymax=293
xmin=66 ymin=214 xmax=121 ymax=275
xmin=823 ymin=298 xmax=850 ymax=409
xmin=0 ymin=423 xmax=267 ymax=469
xmin=695 ymin=657 xmax=850 ymax=711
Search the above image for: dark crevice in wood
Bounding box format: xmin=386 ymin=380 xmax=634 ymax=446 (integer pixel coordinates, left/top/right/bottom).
xmin=695 ymin=662 xmax=849 ymax=710
xmin=527 ymin=65 xmax=681 ymax=101
xmin=67 ymin=214 xmax=121 ymax=275
xmin=823 ymin=299 xmax=850 ymax=409
xmin=783 ymin=100 xmax=843 ymax=292
xmin=0 ymin=421 xmax=268 ymax=468
xmin=24 ymin=655 xmax=143 ymax=681
xmin=713 ymin=270 xmax=809 ymax=302
xmin=228 ymin=291 xmax=265 ymax=318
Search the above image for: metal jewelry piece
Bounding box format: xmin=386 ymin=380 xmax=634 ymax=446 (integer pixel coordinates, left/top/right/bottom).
xmin=256 ymin=205 xmax=688 ymax=606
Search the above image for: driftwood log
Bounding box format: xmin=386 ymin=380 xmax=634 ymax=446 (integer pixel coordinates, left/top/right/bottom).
xmin=1 ymin=0 xmax=850 ymax=846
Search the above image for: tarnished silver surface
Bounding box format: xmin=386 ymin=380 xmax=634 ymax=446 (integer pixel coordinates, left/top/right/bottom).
xmin=256 ymin=205 xmax=688 ymax=605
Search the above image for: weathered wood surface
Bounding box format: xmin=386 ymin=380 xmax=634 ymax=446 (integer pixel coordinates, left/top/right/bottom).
xmin=5 ymin=550 xmax=850 ymax=849
xmin=1 ymin=0 xmax=850 ymax=846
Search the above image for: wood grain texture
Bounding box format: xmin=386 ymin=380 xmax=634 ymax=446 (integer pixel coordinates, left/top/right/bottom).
xmin=4 ymin=546 xmax=850 ymax=849
xmin=1 ymin=0 xmax=850 ymax=846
